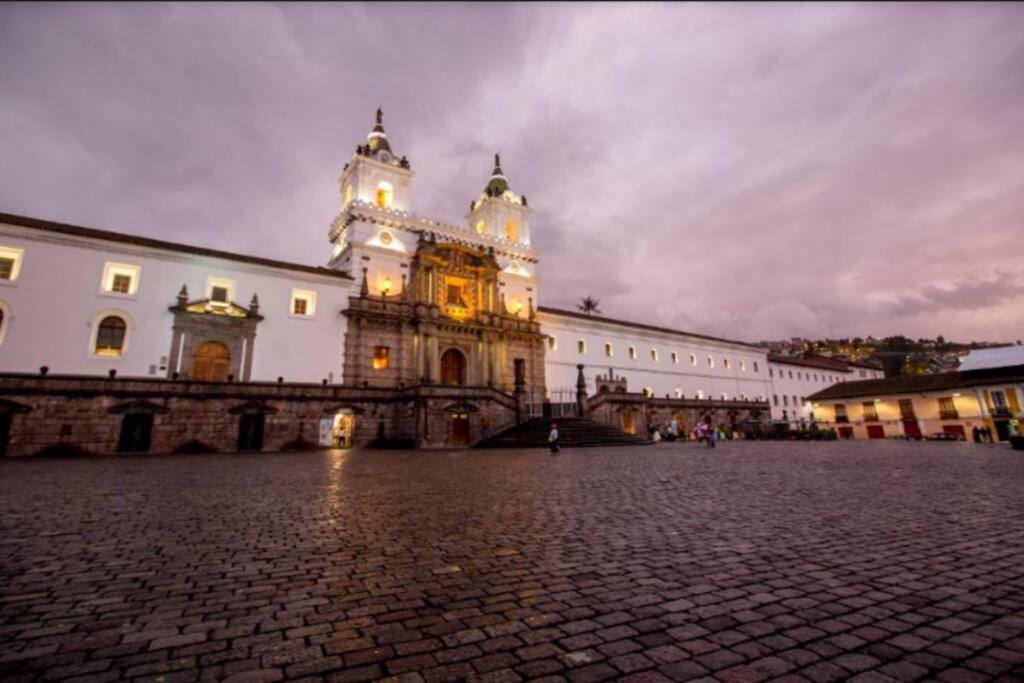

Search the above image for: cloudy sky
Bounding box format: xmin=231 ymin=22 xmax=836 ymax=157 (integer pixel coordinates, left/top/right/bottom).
xmin=2 ymin=2 xmax=1022 ymax=343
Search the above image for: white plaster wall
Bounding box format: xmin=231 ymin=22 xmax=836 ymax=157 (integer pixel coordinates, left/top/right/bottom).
xmin=540 ymin=313 xmax=772 ymax=403
xmin=0 ymin=226 xmax=352 ymax=383
xmin=767 ymin=361 xmax=886 ymax=420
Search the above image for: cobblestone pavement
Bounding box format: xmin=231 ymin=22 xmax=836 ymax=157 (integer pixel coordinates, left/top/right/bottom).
xmin=2 ymin=441 xmax=1024 ymax=683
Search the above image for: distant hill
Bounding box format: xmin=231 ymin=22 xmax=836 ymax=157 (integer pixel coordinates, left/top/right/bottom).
xmin=757 ymin=335 xmax=1020 ymax=377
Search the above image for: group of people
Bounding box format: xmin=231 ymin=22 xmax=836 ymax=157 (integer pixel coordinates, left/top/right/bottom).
xmin=647 ymin=419 xmax=741 ymax=447
xmin=971 ymin=425 xmax=996 ymax=443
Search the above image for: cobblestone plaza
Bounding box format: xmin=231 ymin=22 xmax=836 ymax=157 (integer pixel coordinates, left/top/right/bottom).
xmin=2 ymin=442 xmax=1024 ymax=682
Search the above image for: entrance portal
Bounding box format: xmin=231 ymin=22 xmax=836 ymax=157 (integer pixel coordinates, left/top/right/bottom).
xmin=237 ymin=413 xmax=265 ymax=451
xmin=440 ymin=348 xmax=466 ymax=386
xmin=118 ymin=413 xmax=153 ymax=453
xmin=332 ymin=411 xmax=355 ymax=448
xmin=193 ymin=341 xmax=230 ymax=381
xmin=451 ymin=412 xmax=470 ymax=445
xmin=621 ymin=409 xmax=636 ymax=435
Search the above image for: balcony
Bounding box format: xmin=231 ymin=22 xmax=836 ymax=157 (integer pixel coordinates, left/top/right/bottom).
xmin=835 ymin=415 xmax=850 ymax=424
xmin=992 ymin=407 xmax=1013 ymax=417
xmin=939 ymin=410 xmax=960 ymax=420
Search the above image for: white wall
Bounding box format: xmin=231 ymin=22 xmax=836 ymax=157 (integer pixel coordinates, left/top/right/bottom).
xmin=768 ymin=361 xmax=886 ymax=420
xmin=540 ymin=312 xmax=772 ymax=403
xmin=0 ymin=224 xmax=352 ymax=383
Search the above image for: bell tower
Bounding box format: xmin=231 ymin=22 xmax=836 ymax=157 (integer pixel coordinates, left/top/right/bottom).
xmin=337 ymin=108 xmax=414 ymax=214
xmin=467 ymin=154 xmax=531 ymax=246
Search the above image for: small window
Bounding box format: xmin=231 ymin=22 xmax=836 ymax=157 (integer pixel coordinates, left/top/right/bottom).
xmin=783 ymin=396 xmax=789 ymax=406
xmin=0 ymin=302 xmax=9 ymax=346
xmin=754 ymin=361 xmax=759 ymax=372
xmin=690 ymin=353 xmax=697 ymax=366
xmin=373 ymin=346 xmax=389 ymax=370
xmin=548 ymin=337 xmax=556 ymax=351
xmin=446 ymin=283 xmax=465 ymax=307
xmin=629 ymin=346 xmax=637 ymax=360
xmin=773 ymin=395 xmax=779 ymax=406
xmin=643 ymin=387 xmax=653 ymax=397
xmin=102 ymin=261 xmax=141 ymax=296
xmin=707 ymin=356 xmax=714 ymax=368
xmin=578 ymin=339 xmax=586 ymax=355
xmin=650 ymin=349 xmax=658 ymax=362
xmin=94 ymin=315 xmax=127 ymax=356
xmin=505 ymin=219 xmax=517 ymax=241
xmin=797 ymin=372 xmax=802 ymax=380
xmin=290 ymin=289 xmax=317 ymax=318
xmin=344 ymin=184 xmax=353 ymax=206
xmin=0 ymin=246 xmax=24 ymax=282
xmin=721 ymin=392 xmax=728 ymax=401
xmin=207 ymin=277 xmax=235 ymax=306
xmin=788 ymin=371 xmax=793 ymax=379
xmin=739 ymin=360 xmax=746 ymax=372
xmin=862 ymin=401 xmax=878 ymax=421
xmin=723 ymin=358 xmax=730 ymax=370
xmin=671 ymin=352 xmax=678 ymax=364
xmin=740 ymin=393 xmax=747 ymax=401
xmin=376 ymin=181 xmax=394 ymax=208
xmin=769 ymin=368 xmax=774 ymax=378
xmin=605 ymin=343 xmax=613 ymax=358
xmin=211 ymin=286 xmax=229 ymax=303
xmin=674 ymin=388 xmax=683 ymax=399
xmin=476 ymin=220 xmax=486 ymax=235
xmin=696 ymin=390 xmax=705 ymax=399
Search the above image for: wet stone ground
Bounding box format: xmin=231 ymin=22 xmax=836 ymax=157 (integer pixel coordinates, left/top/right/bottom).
xmin=1 ymin=441 xmax=1024 ymax=683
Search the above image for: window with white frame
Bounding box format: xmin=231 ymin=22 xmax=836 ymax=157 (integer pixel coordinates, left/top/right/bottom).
xmin=643 ymin=387 xmax=653 ymax=397
xmin=628 ymin=346 xmax=636 ymax=360
xmin=577 ymin=339 xmax=586 ymax=354
xmin=650 ymin=348 xmax=658 ymax=362
xmin=707 ymin=355 xmax=714 ymax=368
xmin=721 ymin=392 xmax=728 ymax=401
xmin=696 ymin=390 xmax=705 ymax=399
xmin=290 ymin=289 xmax=317 ymax=318
xmin=605 ymin=342 xmax=613 ymax=357
xmin=207 ymin=277 xmax=235 ymax=305
xmin=739 ymin=360 xmax=746 ymax=372
xmin=548 ymin=336 xmax=556 ymax=351
xmin=690 ymin=353 xmax=697 ymax=366
xmin=674 ymin=388 xmax=683 ymax=399
xmin=90 ymin=311 xmax=130 ymax=358
xmin=671 ymin=352 xmax=678 ymax=364
xmin=0 ymin=246 xmax=25 ymax=283
xmin=101 ymin=262 xmax=141 ymax=296
xmin=754 ymin=361 xmax=759 ymax=372
xmin=0 ymin=301 xmax=9 ymax=346
xmin=724 ymin=358 xmax=731 ymax=370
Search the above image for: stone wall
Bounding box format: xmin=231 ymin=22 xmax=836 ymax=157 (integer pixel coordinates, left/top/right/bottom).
xmin=588 ymin=392 xmax=770 ymax=436
xmin=0 ymin=374 xmax=519 ymax=457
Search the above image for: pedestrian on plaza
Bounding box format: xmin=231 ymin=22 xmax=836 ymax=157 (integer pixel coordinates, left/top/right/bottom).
xmin=480 ymin=416 xmax=490 ymax=442
xmin=707 ymin=420 xmax=717 ymax=449
xmin=548 ymin=422 xmax=560 ymax=454
xmin=984 ymin=426 xmax=994 ymax=443
xmin=972 ymin=426 xmax=981 ymax=443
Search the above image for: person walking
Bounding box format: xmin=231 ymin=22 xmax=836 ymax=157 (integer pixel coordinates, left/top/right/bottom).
xmin=548 ymin=422 xmax=560 ymax=454
xmin=707 ymin=420 xmax=717 ymax=449
xmin=480 ymin=416 xmax=490 ymax=442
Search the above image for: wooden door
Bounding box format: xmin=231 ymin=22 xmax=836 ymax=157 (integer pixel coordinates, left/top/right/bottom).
xmin=902 ymin=420 xmax=922 ymax=439
xmin=866 ymin=425 xmax=886 ymax=439
xmin=193 ymin=341 xmax=231 ymax=381
xmin=451 ymin=413 xmax=470 ymax=445
xmin=621 ymin=410 xmax=635 ymax=435
xmin=440 ymin=349 xmax=466 ymax=386
xmin=118 ymin=414 xmax=153 ymax=453
xmin=838 ymin=426 xmax=854 ymax=439
xmin=237 ymin=413 xmax=265 ymax=451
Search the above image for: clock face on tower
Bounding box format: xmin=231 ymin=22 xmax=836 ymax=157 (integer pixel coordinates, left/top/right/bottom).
xmin=380 ymin=152 xmax=391 ymax=163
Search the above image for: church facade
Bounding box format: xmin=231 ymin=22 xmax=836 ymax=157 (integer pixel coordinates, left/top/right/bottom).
xmin=0 ymin=110 xmax=878 ymax=455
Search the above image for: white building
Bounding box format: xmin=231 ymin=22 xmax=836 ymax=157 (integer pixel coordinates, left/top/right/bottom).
xmin=0 ymin=109 xmax=883 ymax=423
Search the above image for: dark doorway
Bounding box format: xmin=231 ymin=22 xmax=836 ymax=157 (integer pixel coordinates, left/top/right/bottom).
xmin=994 ymin=420 xmax=1010 ymax=442
xmin=866 ymin=425 xmax=886 ymax=439
xmin=441 ymin=348 xmax=466 ymax=386
xmin=0 ymin=413 xmax=11 ymax=457
xmin=118 ymin=413 xmax=153 ymax=453
xmin=838 ymin=426 xmax=854 ymax=439
xmin=451 ymin=412 xmax=470 ymax=445
xmin=237 ymin=413 xmax=265 ymax=451
xmin=902 ymin=420 xmax=922 ymax=439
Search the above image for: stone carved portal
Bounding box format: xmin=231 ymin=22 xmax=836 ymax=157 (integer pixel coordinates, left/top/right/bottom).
xmin=440 ymin=348 xmax=466 ymax=386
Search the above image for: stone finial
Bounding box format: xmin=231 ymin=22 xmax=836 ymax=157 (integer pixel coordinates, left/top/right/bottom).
xmin=376 ymin=107 xmax=383 ymax=125
xmin=177 ymin=284 xmax=188 ymax=307
xmin=528 ymin=297 xmax=535 ymax=321
xmin=522 ymin=195 xmax=528 ymax=206
xmin=249 ymin=293 xmax=260 ymax=315
xmin=360 ymin=267 xmax=369 ymax=297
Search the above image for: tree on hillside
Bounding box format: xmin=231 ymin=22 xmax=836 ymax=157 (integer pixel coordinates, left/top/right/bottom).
xmin=577 ymin=296 xmax=602 ymax=316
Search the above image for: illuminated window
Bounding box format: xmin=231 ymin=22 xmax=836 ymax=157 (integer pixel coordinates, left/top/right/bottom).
xmin=671 ymin=352 xmax=678 ymax=364
xmin=739 ymin=360 xmax=746 ymax=372
xmin=696 ymin=390 xmax=705 ymax=399
xmin=707 ymin=356 xmax=714 ymax=368
xmin=674 ymin=388 xmax=683 ymax=399
xmin=373 ymin=346 xmax=389 ymax=369
xmin=690 ymin=353 xmax=697 ymax=366
xmin=578 ymin=339 xmax=586 ymax=354
xmin=344 ymin=184 xmax=353 ymax=206
xmin=291 ymin=289 xmax=317 ymax=318
xmin=376 ymin=181 xmax=394 ymax=208
xmin=505 ymin=219 xmax=517 ymax=241
xmin=605 ymin=343 xmax=613 ymax=357
xmin=446 ymin=283 xmax=465 ymax=307
xmin=94 ymin=316 xmax=127 ymax=356
xmin=0 ymin=246 xmax=24 ymax=282
xmin=629 ymin=346 xmax=636 ymax=360
xmin=721 ymin=392 xmax=728 ymax=401
xmin=548 ymin=336 xmax=556 ymax=351
xmin=0 ymin=301 xmax=9 ymax=346
xmin=101 ymin=262 xmax=141 ymax=296
xmin=476 ymin=220 xmax=486 ymax=235
xmin=862 ymin=401 xmax=878 ymax=421
xmin=643 ymin=387 xmax=653 ymax=397
xmin=723 ymin=358 xmax=730 ymax=370
xmin=651 ymin=349 xmax=658 ymax=362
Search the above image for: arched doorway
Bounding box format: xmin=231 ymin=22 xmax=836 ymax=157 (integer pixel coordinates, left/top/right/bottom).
xmin=621 ymin=409 xmax=636 ymax=435
xmin=440 ymin=348 xmax=466 ymax=386
xmin=193 ymin=341 xmax=230 ymax=381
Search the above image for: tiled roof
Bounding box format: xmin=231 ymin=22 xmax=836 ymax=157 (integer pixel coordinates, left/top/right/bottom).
xmin=808 ymin=364 xmax=1024 ymax=401
xmin=0 ymin=212 xmax=354 ymax=281
xmin=537 ymin=306 xmax=762 ymax=350
xmin=767 ymin=354 xmax=852 ymax=372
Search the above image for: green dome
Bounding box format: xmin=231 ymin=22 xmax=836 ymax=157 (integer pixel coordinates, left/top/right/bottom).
xmin=484 ymin=153 xmax=509 ymax=196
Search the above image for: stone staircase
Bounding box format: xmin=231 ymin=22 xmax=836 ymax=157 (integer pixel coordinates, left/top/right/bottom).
xmin=476 ymin=417 xmax=653 ymax=449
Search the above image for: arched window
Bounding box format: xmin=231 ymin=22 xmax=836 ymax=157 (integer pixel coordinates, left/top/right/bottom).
xmin=94 ymin=316 xmax=127 ymax=356
xmin=375 ymin=181 xmax=394 ymax=208
xmin=476 ymin=220 xmax=486 ymax=235
xmin=505 ymin=219 xmax=517 ymax=241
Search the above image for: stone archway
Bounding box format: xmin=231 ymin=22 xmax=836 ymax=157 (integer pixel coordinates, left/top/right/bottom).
xmin=440 ymin=348 xmax=466 ymax=386
xmin=193 ymin=341 xmax=230 ymax=381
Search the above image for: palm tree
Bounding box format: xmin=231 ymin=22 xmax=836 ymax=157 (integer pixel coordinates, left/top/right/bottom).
xmin=577 ymin=296 xmax=601 ymax=316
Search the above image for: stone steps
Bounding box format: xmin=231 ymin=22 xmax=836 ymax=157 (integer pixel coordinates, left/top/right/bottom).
xmin=476 ymin=417 xmax=652 ymax=449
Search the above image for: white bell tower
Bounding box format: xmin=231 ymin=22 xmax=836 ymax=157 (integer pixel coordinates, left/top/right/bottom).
xmin=467 ymin=154 xmax=531 ymax=246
